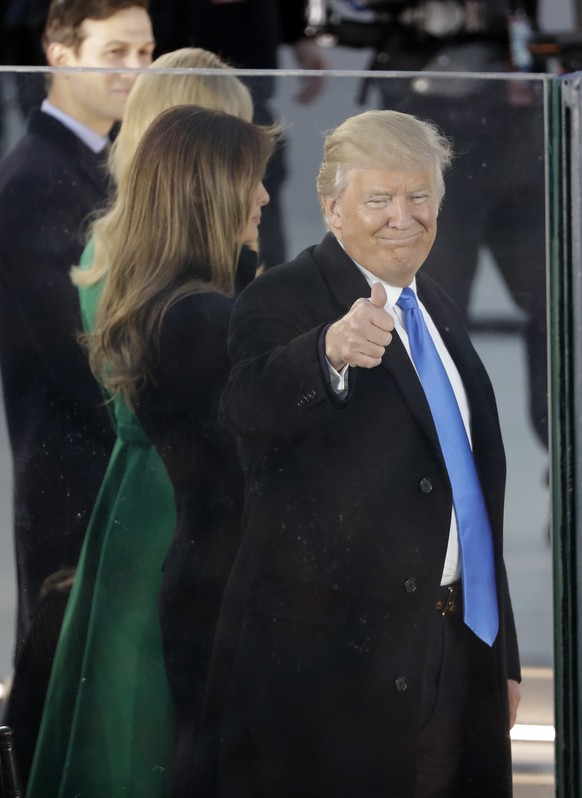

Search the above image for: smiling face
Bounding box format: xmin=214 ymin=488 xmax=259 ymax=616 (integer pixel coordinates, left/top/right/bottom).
xmin=240 ymin=181 xmax=270 ymax=247
xmin=47 ymin=6 xmax=155 ymax=135
xmin=323 ymin=165 xmax=440 ymax=287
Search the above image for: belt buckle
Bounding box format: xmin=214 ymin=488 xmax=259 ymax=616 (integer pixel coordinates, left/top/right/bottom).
xmin=441 ymin=585 xmax=456 ymax=616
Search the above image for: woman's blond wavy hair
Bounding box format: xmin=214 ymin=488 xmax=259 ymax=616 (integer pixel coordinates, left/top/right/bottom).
xmin=72 ymin=47 xmax=253 ymax=288
xmin=88 ymin=105 xmax=274 ymax=408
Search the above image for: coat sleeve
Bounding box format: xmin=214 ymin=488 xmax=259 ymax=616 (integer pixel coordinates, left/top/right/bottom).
xmin=154 ymin=295 xmax=234 ymax=417
xmin=499 ymin=560 xmax=521 ymax=682
xmin=145 ymin=291 xmax=243 ymax=736
xmin=220 ymin=273 xmax=353 ymax=441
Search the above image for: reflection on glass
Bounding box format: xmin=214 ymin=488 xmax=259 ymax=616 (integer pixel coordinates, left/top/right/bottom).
xmin=0 ymin=68 xmax=552 ymax=795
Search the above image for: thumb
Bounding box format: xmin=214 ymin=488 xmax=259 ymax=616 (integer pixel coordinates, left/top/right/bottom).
xmin=369 ymin=281 xmax=387 ymax=309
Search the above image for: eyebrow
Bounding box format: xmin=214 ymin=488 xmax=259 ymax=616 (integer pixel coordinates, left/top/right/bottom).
xmin=365 ymin=187 xmax=432 ymax=197
xmin=102 ymin=38 xmax=156 ymax=47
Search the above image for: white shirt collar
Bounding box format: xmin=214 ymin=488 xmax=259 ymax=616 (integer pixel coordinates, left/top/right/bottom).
xmin=41 ymin=99 xmax=110 ymax=154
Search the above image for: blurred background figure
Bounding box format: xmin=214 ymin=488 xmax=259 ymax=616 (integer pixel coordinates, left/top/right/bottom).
xmin=148 ymin=0 xmax=329 ymax=268
xmin=0 ymin=0 xmax=49 ymax=123
xmin=0 ymin=0 xmax=154 ymax=782
xmin=26 ymin=49 xmax=256 ymax=798
xmin=86 ymin=104 xmax=274 ymax=797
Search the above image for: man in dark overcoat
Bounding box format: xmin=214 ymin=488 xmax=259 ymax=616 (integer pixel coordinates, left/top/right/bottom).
xmin=202 ymin=109 xmax=521 ymax=797
xmin=0 ymin=0 xmax=154 ymax=781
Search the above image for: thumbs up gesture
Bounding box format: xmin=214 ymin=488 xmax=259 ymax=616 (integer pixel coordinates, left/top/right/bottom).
xmin=325 ymin=282 xmax=395 ymax=370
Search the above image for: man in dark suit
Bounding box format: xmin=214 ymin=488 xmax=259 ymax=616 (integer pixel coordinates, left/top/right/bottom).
xmin=203 ymin=110 xmax=521 ymax=797
xmin=0 ymin=0 xmax=154 ymax=781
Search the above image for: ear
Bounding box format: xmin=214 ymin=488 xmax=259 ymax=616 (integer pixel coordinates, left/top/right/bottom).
xmin=322 ymin=195 xmax=342 ymax=231
xmin=46 ymin=42 xmax=75 ymax=68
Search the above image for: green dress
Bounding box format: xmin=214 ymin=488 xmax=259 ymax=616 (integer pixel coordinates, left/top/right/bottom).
xmin=26 ymin=239 xmax=176 ymax=798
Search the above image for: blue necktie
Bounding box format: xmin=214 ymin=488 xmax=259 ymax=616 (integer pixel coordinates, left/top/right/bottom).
xmin=396 ymin=287 xmax=499 ymax=646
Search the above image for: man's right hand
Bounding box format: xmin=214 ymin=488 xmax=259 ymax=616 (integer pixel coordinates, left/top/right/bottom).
xmin=325 ymin=282 xmax=395 ymax=370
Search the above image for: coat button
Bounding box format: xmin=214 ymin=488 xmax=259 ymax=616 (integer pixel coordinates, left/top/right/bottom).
xmin=404 ymin=578 xmax=417 ymax=594
xmin=418 ymin=477 xmax=433 ymax=494
xmin=395 ymin=676 xmax=408 ymax=693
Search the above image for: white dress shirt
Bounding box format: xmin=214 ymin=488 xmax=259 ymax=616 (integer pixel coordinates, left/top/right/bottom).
xmin=41 ymin=99 xmax=110 ymax=154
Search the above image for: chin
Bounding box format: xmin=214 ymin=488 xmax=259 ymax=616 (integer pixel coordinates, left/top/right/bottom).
xmin=391 ymin=265 xmax=421 ymax=286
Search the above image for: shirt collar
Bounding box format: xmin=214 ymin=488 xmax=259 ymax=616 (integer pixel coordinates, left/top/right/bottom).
xmin=41 ymin=99 xmax=110 ymax=154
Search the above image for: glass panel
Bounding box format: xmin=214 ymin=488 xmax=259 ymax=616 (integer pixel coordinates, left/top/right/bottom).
xmin=549 ymin=72 xmax=582 ymax=798
xmin=0 ymin=66 xmax=553 ymax=796
xmin=270 ymin=67 xmax=553 ymax=798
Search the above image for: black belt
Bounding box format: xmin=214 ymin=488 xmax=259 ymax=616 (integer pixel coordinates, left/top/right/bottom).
xmin=435 ymin=582 xmax=462 ymax=616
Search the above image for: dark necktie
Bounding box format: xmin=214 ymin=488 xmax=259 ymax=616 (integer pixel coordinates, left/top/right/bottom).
xmin=396 ymin=287 xmax=498 ymax=646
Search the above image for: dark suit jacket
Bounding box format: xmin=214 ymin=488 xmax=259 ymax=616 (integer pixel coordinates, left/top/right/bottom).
xmin=198 ymin=233 xmax=519 ymax=798
xmin=0 ymin=109 xmax=114 ymax=654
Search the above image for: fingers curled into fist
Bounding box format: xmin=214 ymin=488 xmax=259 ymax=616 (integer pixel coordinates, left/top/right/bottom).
xmin=325 ymin=283 xmax=395 ymax=371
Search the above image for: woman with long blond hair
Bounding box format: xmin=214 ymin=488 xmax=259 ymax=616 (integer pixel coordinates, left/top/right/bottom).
xmin=27 ymin=51 xmax=258 ymax=798
xmin=74 ymin=46 xmax=253 ymax=294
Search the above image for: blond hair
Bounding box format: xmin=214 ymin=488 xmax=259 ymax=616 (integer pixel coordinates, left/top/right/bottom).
xmin=72 ymin=47 xmax=253 ymax=287
xmin=316 ymin=109 xmax=453 ymax=215
xmin=89 ymin=105 xmax=274 ymax=408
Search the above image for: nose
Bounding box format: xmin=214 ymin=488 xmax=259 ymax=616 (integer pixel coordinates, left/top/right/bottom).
xmin=257 ymin=182 xmax=270 ymax=207
xmin=388 ymin=197 xmax=412 ymax=228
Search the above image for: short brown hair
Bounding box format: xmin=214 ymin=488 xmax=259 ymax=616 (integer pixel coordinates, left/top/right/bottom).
xmin=43 ymin=0 xmax=149 ymax=54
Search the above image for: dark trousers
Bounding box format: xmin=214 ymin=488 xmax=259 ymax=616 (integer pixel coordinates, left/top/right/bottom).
xmin=415 ymin=609 xmax=473 ymax=798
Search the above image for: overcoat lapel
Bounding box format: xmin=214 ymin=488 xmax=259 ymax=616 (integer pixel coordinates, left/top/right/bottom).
xmin=417 ymin=273 xmax=492 ymax=435
xmin=417 ymin=274 xmax=479 ymax=402
xmin=311 ymin=233 xmax=370 ymax=312
xmin=77 ymin=146 xmax=110 ymax=196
